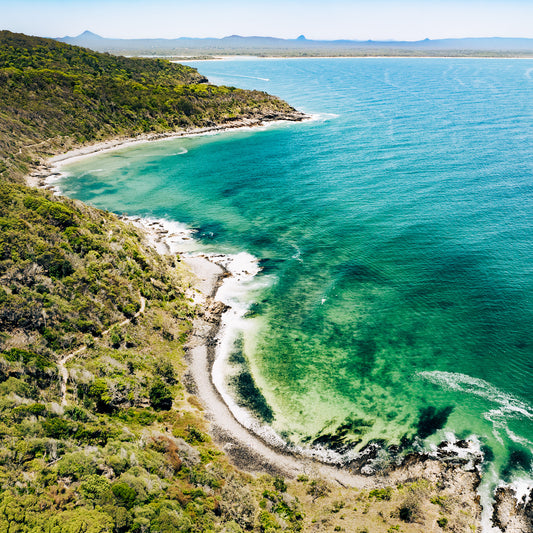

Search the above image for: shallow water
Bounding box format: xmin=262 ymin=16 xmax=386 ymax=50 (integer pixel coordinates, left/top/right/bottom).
xmin=60 ymin=57 xmax=533 ymax=479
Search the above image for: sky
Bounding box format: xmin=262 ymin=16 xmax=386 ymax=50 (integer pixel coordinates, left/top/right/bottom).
xmin=2 ymin=0 xmax=533 ymax=41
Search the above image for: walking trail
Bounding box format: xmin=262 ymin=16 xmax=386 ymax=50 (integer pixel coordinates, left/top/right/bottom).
xmin=58 ymin=296 xmax=146 ymax=405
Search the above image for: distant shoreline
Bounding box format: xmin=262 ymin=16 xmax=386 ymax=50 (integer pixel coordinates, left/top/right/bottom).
xmin=199 ymin=55 xmax=533 ymax=60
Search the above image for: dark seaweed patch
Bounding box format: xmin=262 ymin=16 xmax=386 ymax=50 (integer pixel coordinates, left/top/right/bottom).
xmin=243 ymin=301 xmax=266 ymax=319
xmin=196 ymin=221 xmax=226 ymax=240
xmin=416 ymin=405 xmax=453 ymax=439
xmin=231 ymin=370 xmax=273 ymax=423
xmin=228 ymin=349 xmax=246 ymax=366
xmin=258 ymin=257 xmax=285 ymax=274
xmin=305 ymin=416 xmax=374 ymax=453
xmin=502 ymin=448 xmax=532 ymax=481
xmin=249 ymin=232 xmax=276 ymax=248
xmin=334 ymin=260 xmax=383 ymax=284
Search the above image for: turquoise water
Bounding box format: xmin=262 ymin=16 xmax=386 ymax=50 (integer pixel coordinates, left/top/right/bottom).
xmin=60 ymin=58 xmax=533 ymax=478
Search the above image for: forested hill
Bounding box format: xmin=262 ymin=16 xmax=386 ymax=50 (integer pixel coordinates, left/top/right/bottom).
xmin=0 ymin=31 xmax=303 ymax=183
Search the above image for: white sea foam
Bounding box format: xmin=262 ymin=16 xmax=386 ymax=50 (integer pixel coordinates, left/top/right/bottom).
xmin=206 ymin=251 xmax=383 ymax=465
xmin=478 ymin=467 xmax=507 ymax=533
xmin=417 ymin=371 xmax=533 ymax=418
xmin=125 ymin=216 xmax=201 ymax=255
xmin=418 ymin=371 xmax=533 ymax=447
xmin=290 ymin=243 xmax=303 ymax=262
xmin=430 ymin=432 xmax=482 ymax=458
xmin=419 ymin=371 xmax=533 ymax=532
xmin=161 ymin=148 xmax=188 ymax=156
xmin=507 ymin=478 xmax=533 ymax=507
xmin=42 ymin=168 xmax=70 ymax=196
xmin=307 ymin=112 xmax=340 ymax=122
xmin=225 ymin=73 xmax=270 ymax=82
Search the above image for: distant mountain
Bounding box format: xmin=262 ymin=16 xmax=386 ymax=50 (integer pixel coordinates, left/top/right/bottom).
xmin=56 ymin=32 xmax=533 ymax=56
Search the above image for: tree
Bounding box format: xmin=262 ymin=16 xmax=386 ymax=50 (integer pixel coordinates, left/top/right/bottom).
xmin=149 ymin=381 xmax=172 ymax=411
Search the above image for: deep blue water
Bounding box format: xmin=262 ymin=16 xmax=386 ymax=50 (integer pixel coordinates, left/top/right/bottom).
xmin=61 ymin=58 xmax=533 ymax=478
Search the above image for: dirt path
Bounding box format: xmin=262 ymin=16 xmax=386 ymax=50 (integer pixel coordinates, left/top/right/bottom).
xmin=58 ymin=296 xmax=146 ymax=405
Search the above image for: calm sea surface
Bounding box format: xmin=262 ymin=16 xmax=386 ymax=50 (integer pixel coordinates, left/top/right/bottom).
xmin=61 ymin=58 xmax=533 ymax=478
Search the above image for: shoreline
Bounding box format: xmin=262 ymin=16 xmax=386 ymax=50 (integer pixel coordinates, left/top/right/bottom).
xmin=25 ymin=114 xmax=308 ymax=189
xmin=25 ymin=119 xmax=518 ymax=531
xmin=128 ymin=215 xmax=485 ymax=486
xmin=131 ymin=217 xmax=527 ymax=533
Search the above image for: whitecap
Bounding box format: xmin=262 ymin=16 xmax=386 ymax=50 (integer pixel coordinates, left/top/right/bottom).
xmin=290 ymin=243 xmax=303 ymax=262
xmin=307 ymin=112 xmax=340 ymax=122
xmin=228 ymin=74 xmax=270 ymax=82
xmin=161 ymin=148 xmax=188 ymax=157
xmin=418 ymin=370 xmax=533 ymax=447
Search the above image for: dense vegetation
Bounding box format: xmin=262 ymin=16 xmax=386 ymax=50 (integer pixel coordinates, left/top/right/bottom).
xmin=0 ymin=32 xmax=480 ymax=532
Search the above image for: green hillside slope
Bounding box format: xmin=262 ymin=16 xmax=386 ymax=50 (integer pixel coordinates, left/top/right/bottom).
xmin=0 ymin=32 xmax=480 ymax=533
xmin=0 ymin=30 xmax=302 ymax=183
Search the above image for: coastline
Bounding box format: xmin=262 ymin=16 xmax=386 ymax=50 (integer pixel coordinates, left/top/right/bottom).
xmin=189 ymin=54 xmax=533 ymax=61
xmin=127 ymin=215 xmax=484 ymax=487
xmin=24 ymin=119 xmax=511 ymax=531
xmin=130 ymin=218 xmax=522 ymax=533
xmin=25 ymin=114 xmax=308 ymax=189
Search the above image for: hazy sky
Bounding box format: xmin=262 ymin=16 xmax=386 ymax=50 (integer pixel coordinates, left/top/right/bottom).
xmin=2 ymin=0 xmax=533 ymax=41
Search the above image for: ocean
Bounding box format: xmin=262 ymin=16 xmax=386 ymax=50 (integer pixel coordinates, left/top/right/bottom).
xmin=58 ymin=57 xmax=533 ymax=483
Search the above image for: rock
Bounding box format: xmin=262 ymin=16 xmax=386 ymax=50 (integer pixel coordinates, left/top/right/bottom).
xmin=493 ymin=485 xmax=533 ymax=532
xmin=384 ymin=452 xmax=482 ymax=529
xmin=202 ymin=299 xmax=229 ymax=323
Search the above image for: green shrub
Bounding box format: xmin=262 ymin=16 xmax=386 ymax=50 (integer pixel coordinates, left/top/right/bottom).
xmin=369 ymin=487 xmax=392 ymax=501
xmin=80 ymin=474 xmax=111 ymax=501
xmin=307 ymin=479 xmax=330 ymax=502
xmin=37 ymin=200 xmax=76 ymax=228
xmin=184 ymin=425 xmax=208 ymax=444
xmin=149 ymin=381 xmax=172 ymax=411
xmin=437 ymin=516 xmax=448 ymax=528
xmin=88 ymin=379 xmax=113 ymax=413
xmin=57 ymin=452 xmax=97 ymax=480
xmin=2 ymin=348 xmax=53 ymax=370
xmin=273 ymin=476 xmax=287 ymax=493
xmin=112 ymin=482 xmax=137 ymax=509
xmin=42 ymin=417 xmax=74 ymax=439
xmin=398 ymin=496 xmax=422 ymax=523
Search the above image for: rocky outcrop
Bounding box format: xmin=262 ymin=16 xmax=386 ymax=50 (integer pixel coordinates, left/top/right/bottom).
xmin=493 ymin=485 xmax=533 ymax=532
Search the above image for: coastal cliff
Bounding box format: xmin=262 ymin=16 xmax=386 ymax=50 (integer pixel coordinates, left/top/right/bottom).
xmin=0 ymin=31 xmax=489 ymax=532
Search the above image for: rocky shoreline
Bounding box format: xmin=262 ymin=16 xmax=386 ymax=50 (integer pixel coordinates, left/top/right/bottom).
xmin=493 ymin=485 xmax=533 ymax=532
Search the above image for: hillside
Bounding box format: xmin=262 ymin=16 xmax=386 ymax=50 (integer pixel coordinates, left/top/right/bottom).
xmin=0 ymin=30 xmax=303 ymax=183
xmin=0 ymin=32 xmax=487 ymax=533
xmin=0 ymin=31 xmax=308 ymax=532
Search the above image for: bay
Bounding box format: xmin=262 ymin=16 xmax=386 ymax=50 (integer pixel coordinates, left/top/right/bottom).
xmin=60 ymin=58 xmax=533 ymax=479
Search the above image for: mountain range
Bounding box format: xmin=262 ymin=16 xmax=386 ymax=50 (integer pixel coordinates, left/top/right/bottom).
xmin=56 ymin=31 xmax=533 ymax=57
